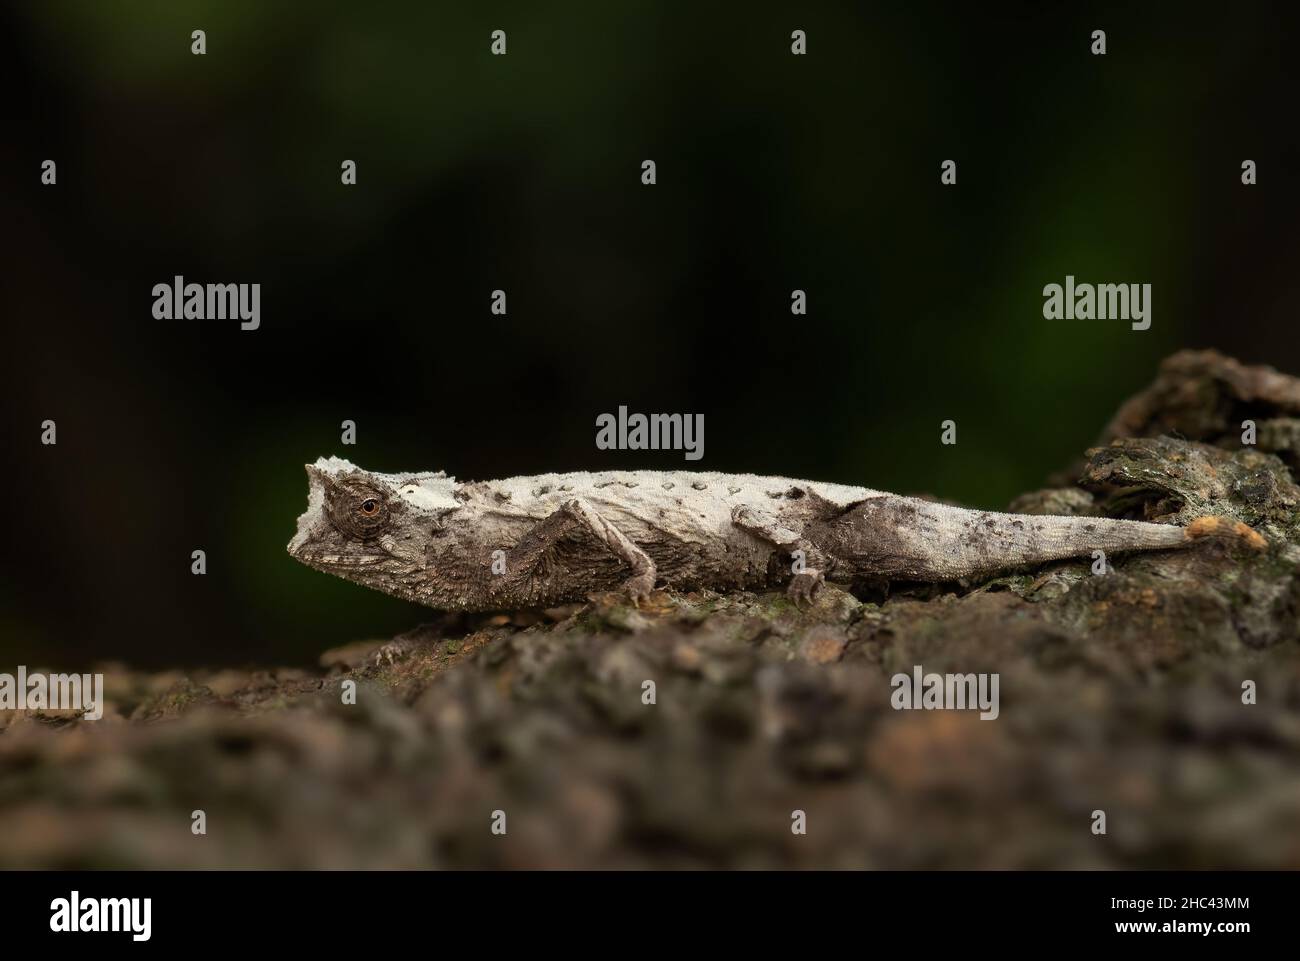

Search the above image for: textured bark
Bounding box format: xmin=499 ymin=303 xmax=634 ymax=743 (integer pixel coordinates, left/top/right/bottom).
xmin=1098 ymin=349 xmax=1300 ymax=467
xmin=3 ymin=350 xmax=1299 ymax=869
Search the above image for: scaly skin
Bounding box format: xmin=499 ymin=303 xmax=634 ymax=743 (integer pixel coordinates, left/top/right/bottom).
xmin=287 ymin=457 xmax=1265 ymax=611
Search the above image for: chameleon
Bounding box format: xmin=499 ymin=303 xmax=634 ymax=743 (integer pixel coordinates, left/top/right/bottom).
xmin=287 ymin=456 xmax=1267 ymax=611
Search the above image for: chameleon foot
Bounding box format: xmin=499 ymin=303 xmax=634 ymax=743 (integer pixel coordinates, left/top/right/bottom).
xmin=788 ymin=570 xmax=825 ymax=607
xmin=621 ymin=569 xmax=656 ymax=608
xmin=373 ymin=640 xmax=412 ymax=666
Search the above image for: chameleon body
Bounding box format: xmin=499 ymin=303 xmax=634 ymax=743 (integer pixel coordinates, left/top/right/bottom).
xmin=287 ymin=457 xmax=1265 ymax=611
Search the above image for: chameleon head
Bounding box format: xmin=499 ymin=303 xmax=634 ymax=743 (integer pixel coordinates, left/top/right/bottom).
xmin=287 ymin=456 xmax=460 ymax=600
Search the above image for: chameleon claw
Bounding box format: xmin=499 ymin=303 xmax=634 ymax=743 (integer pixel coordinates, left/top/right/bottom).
xmin=788 ymin=570 xmax=825 ymax=607
xmin=622 ymin=570 xmax=656 ymax=608
xmin=373 ymin=640 xmax=411 ymax=666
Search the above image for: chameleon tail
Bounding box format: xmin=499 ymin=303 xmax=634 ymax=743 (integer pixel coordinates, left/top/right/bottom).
xmin=829 ymin=496 xmax=1266 ymax=582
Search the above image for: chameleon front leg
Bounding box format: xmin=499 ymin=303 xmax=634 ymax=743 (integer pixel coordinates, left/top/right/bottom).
xmin=731 ymin=505 xmax=827 ymax=605
xmin=561 ymin=499 xmax=657 ymax=604
xmin=505 ymin=498 xmax=657 ymax=607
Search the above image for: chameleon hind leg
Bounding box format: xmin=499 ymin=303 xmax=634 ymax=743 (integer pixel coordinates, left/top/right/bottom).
xmin=731 ymin=504 xmax=827 ymax=605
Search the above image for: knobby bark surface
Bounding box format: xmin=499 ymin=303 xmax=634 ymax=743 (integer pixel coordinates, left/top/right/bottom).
xmin=3 ymin=350 xmax=1299 ymax=869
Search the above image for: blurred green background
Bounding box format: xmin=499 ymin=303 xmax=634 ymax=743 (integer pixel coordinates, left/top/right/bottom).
xmin=4 ymin=1 xmax=1297 ymax=667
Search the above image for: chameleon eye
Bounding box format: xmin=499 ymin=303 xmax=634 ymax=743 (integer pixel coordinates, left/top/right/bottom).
xmin=323 ymin=475 xmax=398 ymax=540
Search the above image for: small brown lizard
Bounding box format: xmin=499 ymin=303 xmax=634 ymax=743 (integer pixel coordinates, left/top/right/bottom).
xmin=287 ymin=457 xmax=1266 ymax=611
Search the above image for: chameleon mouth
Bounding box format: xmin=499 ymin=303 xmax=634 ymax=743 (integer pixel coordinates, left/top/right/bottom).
xmin=290 ymin=549 xmax=388 ymax=569
xmin=286 ymin=529 xmax=312 ymax=558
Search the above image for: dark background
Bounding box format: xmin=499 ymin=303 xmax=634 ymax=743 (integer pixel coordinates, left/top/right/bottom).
xmin=4 ymin=1 xmax=1298 ymax=667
